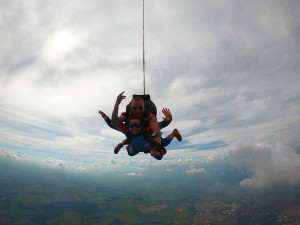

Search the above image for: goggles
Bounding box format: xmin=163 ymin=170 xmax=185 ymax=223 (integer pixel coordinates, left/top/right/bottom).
xmin=129 ymin=123 xmax=141 ymax=129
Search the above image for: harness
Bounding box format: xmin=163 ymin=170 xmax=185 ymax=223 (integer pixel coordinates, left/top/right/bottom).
xmin=124 ymin=110 xmax=154 ymax=143
xmin=124 ymin=94 xmax=157 ymax=142
xmin=123 ymin=94 xmax=165 ymax=156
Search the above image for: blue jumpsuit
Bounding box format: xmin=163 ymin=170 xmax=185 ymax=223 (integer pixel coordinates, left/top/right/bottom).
xmin=127 ymin=131 xmax=171 ymax=156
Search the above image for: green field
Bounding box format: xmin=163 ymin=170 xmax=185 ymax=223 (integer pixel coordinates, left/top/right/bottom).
xmin=0 ymin=157 xmax=299 ymax=225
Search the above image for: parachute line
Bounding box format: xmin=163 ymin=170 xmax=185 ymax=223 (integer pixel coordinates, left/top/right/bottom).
xmin=143 ymin=0 xmax=146 ymax=95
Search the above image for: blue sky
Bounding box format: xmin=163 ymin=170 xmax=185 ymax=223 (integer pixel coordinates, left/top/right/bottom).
xmin=1 ymin=1 xmax=300 ymax=188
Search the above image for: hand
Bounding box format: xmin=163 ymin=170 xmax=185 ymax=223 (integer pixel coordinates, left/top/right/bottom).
xmin=162 ymin=108 xmax=172 ymax=122
xmin=116 ymin=91 xmax=126 ymax=105
xmin=98 ymin=110 xmax=108 ymax=119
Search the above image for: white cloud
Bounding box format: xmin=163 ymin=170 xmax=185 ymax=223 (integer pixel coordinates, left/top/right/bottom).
xmin=1 ymin=0 xmax=300 ymax=161
xmin=123 ymin=172 xmax=142 ymax=177
xmin=186 ymin=167 xmax=208 ymax=176
xmin=231 ymin=143 xmax=300 ymax=188
xmin=77 ymin=167 xmax=88 ymax=171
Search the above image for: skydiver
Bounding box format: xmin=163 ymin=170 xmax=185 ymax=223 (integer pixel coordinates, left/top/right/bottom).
xmin=98 ymin=108 xmax=181 ymax=158
xmin=126 ymin=117 xmax=182 ymax=160
xmin=111 ymin=91 xmax=163 ymax=155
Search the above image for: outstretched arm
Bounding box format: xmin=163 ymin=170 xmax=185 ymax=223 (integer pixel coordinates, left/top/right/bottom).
xmin=98 ymin=110 xmax=108 ymax=119
xmin=111 ymin=91 xmax=126 ymax=126
xmin=98 ymin=110 xmax=115 ymax=129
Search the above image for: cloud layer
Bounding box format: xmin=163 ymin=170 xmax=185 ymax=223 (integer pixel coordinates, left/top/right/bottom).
xmin=231 ymin=143 xmax=300 ymax=188
xmin=186 ymin=167 xmax=208 ymax=176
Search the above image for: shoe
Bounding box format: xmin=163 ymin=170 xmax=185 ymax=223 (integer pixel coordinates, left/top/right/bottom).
xmin=114 ymin=143 xmax=123 ymax=154
xmin=173 ymin=129 xmax=182 ymax=141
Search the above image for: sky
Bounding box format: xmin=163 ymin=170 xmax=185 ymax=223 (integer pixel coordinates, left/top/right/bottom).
xmin=1 ymin=1 xmax=300 ymax=188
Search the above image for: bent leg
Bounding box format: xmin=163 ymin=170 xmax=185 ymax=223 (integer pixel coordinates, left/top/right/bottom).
xmin=161 ymin=137 xmax=171 ymax=147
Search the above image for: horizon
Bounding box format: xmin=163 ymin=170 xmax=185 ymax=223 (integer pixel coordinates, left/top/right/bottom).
xmin=1 ymin=1 xmax=300 ymax=223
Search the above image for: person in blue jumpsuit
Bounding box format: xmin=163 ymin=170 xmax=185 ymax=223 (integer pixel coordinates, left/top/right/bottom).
xmin=98 ymin=109 xmax=182 ymax=159
xmin=124 ymin=117 xmax=181 ymax=160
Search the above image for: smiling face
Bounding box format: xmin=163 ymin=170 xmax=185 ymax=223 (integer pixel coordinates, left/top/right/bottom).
xmin=129 ymin=119 xmax=142 ymax=135
xmin=131 ymin=99 xmax=145 ymax=118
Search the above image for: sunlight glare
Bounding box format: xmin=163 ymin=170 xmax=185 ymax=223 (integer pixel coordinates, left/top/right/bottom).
xmin=44 ymin=29 xmax=77 ymax=59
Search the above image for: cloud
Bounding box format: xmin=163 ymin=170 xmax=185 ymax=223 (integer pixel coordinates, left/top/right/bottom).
xmin=186 ymin=167 xmax=208 ymax=176
xmin=123 ymin=172 xmax=142 ymax=177
xmin=0 ymin=146 xmax=21 ymax=160
xmin=77 ymin=167 xmax=88 ymax=171
xmin=231 ymin=143 xmax=300 ymax=188
xmin=1 ymin=0 xmax=300 ymax=160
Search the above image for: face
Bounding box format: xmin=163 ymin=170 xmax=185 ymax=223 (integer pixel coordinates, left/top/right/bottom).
xmin=129 ymin=119 xmax=142 ymax=135
xmin=131 ymin=99 xmax=145 ymax=117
